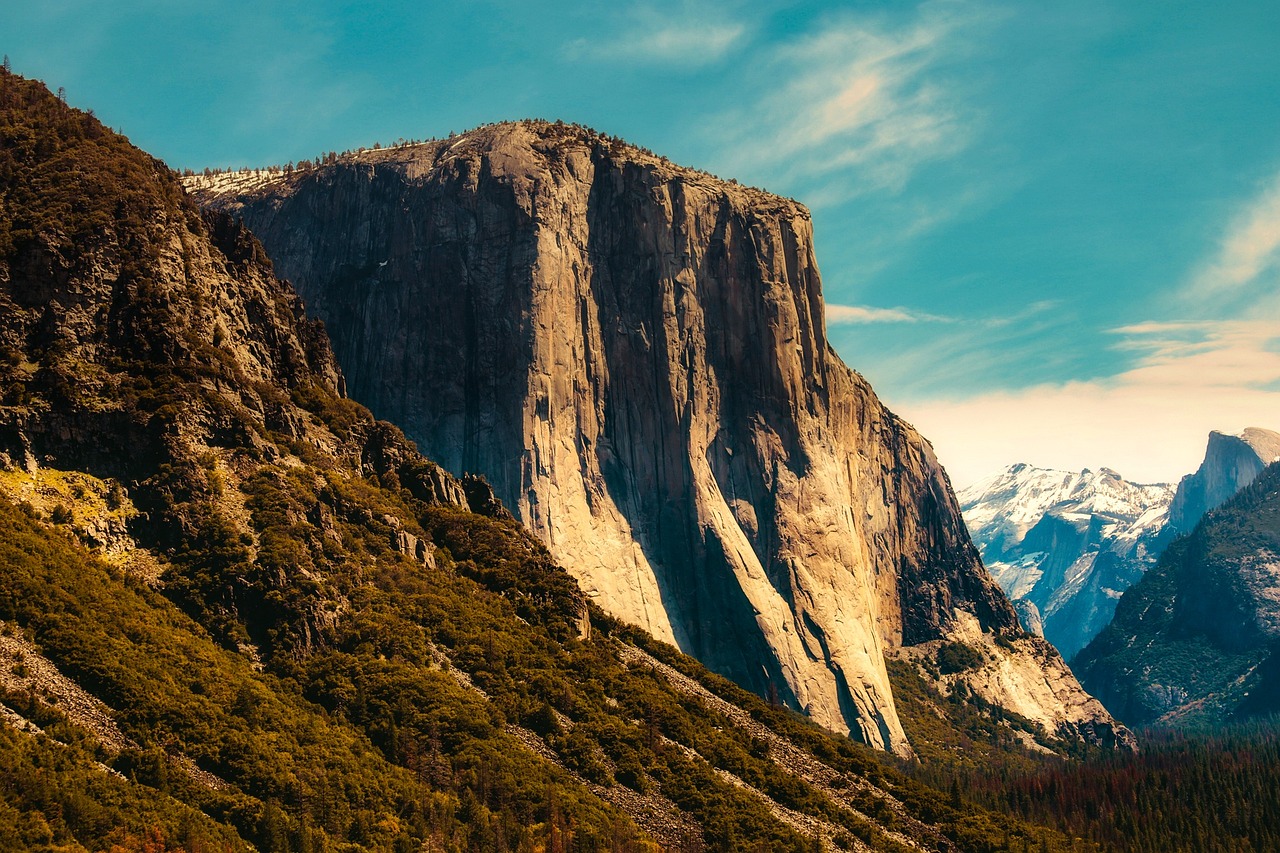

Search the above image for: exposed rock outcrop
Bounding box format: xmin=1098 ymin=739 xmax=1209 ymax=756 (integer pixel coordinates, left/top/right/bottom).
xmin=190 ymin=121 xmax=1122 ymax=754
xmin=1167 ymin=428 xmax=1280 ymax=535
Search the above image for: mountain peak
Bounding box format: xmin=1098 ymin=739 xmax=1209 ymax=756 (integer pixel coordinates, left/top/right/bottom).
xmin=1168 ymin=426 xmax=1280 ymax=533
xmin=959 ymin=463 xmax=1174 ymax=658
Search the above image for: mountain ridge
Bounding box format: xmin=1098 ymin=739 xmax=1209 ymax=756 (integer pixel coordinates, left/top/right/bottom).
xmin=185 ymin=119 xmax=796 ymax=212
xmin=959 ymin=464 xmax=1173 ymax=659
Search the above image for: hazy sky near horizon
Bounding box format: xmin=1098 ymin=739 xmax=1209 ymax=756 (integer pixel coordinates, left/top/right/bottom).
xmin=8 ymin=1 xmax=1280 ymax=486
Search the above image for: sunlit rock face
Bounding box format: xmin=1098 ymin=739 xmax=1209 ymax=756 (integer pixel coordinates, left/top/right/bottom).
xmin=190 ymin=121 xmax=1121 ymax=754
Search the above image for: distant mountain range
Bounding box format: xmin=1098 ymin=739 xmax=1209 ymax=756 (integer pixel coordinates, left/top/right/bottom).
xmin=959 ymin=466 xmax=1173 ymax=659
xmin=961 ymin=428 xmax=1280 ymax=660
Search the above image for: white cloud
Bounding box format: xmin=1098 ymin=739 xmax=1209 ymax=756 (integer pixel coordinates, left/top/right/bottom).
xmin=713 ymin=2 xmax=988 ymax=201
xmin=564 ymin=6 xmax=746 ymax=66
xmin=631 ymin=24 xmax=745 ymax=61
xmin=825 ymin=303 xmax=947 ymax=324
xmin=1190 ymin=170 xmax=1280 ymax=298
xmin=894 ymin=319 xmax=1280 ymax=489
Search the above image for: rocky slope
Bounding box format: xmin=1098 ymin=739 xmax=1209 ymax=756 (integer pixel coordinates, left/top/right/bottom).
xmin=188 ymin=121 xmax=1123 ymax=755
xmin=1167 ymin=428 xmax=1280 ymax=535
xmin=959 ymin=465 xmax=1174 ymax=659
xmin=1074 ymin=462 xmax=1280 ymax=727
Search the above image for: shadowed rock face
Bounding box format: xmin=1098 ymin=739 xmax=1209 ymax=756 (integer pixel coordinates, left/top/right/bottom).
xmin=190 ymin=121 xmax=1118 ymax=754
xmin=1168 ymin=428 xmax=1280 ymax=535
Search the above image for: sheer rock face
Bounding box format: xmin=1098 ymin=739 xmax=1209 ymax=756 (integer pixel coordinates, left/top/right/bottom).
xmin=191 ymin=121 xmax=1117 ymax=754
xmin=1167 ymin=428 xmax=1280 ymax=535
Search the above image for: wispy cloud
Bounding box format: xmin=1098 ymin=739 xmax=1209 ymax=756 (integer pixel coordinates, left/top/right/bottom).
xmin=564 ymin=5 xmax=746 ymax=66
xmin=895 ymin=318 xmax=1280 ymax=488
xmin=832 ymin=298 xmax=1062 ymax=393
xmin=1188 ymin=168 xmax=1280 ymax=299
xmin=1107 ymin=320 xmax=1280 ymax=391
xmin=713 ymin=2 xmax=990 ymax=201
xmin=825 ymin=303 xmax=948 ymax=324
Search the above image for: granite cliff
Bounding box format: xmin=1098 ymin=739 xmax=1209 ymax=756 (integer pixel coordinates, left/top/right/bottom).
xmin=1167 ymin=428 xmax=1280 ymax=535
xmin=190 ymin=121 xmax=1123 ymax=754
xmin=959 ymin=465 xmax=1174 ymax=659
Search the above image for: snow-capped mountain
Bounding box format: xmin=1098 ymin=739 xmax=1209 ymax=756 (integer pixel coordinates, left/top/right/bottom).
xmin=962 ymin=428 xmax=1280 ymax=662
xmin=959 ymin=465 xmax=1174 ymax=659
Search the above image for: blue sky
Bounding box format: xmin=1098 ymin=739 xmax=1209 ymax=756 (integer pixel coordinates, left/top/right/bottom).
xmin=9 ymin=1 xmax=1280 ymax=485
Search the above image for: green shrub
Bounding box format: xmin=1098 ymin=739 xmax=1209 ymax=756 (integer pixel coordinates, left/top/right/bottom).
xmin=937 ymin=641 xmax=984 ymax=675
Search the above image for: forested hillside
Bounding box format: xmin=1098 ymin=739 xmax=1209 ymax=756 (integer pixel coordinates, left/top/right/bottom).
xmin=935 ymin=721 xmax=1280 ymax=852
xmin=1074 ymin=463 xmax=1280 ymax=727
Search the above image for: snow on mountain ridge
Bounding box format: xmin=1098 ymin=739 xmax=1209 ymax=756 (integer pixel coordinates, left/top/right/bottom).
xmin=960 ymin=464 xmax=1172 ymax=557
xmin=960 ymin=464 xmax=1174 ymax=660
